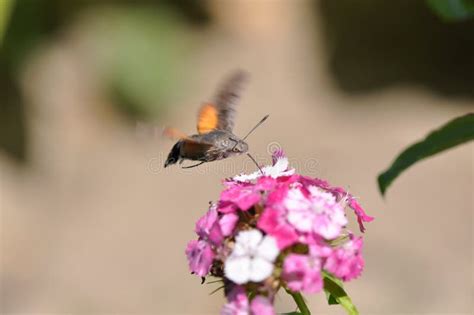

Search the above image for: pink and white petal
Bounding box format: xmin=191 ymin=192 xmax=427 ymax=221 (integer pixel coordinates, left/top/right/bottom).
xmin=308 ymin=186 xmax=337 ymax=205
xmin=284 ymin=188 xmax=308 ymax=210
xmin=287 ymin=208 xmax=315 ymax=232
xmin=313 ymin=215 xmax=341 ymax=240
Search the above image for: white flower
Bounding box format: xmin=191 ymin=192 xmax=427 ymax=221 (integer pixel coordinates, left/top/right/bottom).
xmin=233 ymin=152 xmax=295 ymax=182
xmin=224 ymin=229 xmax=279 ymax=284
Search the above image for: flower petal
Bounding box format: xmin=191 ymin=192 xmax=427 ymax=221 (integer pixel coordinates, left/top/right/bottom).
xmin=249 ymin=257 xmax=274 ymax=282
xmin=219 ymin=213 xmax=239 ymax=236
xmin=250 ymin=296 xmax=275 ymax=315
xmin=256 ymin=235 xmax=279 ymax=262
xmin=225 ymin=256 xmax=252 ymax=284
xmin=185 ymin=240 xmax=214 ymax=277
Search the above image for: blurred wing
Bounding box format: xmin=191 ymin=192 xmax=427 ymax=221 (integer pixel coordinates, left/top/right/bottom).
xmin=163 ymin=127 xmax=190 ymax=140
xmin=197 ymin=70 xmax=248 ymax=134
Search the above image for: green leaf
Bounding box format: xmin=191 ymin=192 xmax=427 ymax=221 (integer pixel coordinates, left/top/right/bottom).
xmin=323 ymin=272 xmax=359 ymax=315
xmin=378 ymin=113 xmax=474 ymax=195
xmin=426 ymin=0 xmax=474 ymax=21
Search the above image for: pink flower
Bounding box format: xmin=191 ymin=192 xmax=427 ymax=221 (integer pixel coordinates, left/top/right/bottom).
xmin=221 ymin=286 xmax=248 ymax=315
xmin=348 ymin=198 xmax=374 ymax=233
xmin=257 ymin=206 xmax=299 ymax=249
xmin=285 ymin=185 xmax=347 ymax=240
xmin=282 ymin=254 xmax=323 ymax=294
xmin=196 ymin=206 xmax=239 ymax=245
xmin=185 ymin=149 xmax=372 ymax=313
xmin=220 ymin=182 xmax=261 ymax=211
xmin=300 ymin=177 xmax=374 ymax=233
xmin=249 ymin=296 xmax=275 ymax=315
xmin=219 ymin=213 xmax=239 ymax=236
xmin=195 ymin=206 xmax=224 ymax=245
xmin=185 ymin=240 xmax=214 ymax=277
xmin=221 ymin=286 xmax=275 ymax=315
xmin=309 ymin=242 xmax=333 ymax=258
xmin=325 ymin=236 xmax=364 ymax=281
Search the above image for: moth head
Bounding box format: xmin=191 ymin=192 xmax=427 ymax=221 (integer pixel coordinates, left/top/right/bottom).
xmin=231 ymin=139 xmax=248 ymax=154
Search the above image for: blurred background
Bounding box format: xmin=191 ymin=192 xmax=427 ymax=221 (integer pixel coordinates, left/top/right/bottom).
xmin=0 ymin=0 xmax=473 ymax=314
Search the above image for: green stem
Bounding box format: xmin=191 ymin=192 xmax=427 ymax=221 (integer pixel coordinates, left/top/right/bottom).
xmin=286 ymin=289 xmax=311 ymax=315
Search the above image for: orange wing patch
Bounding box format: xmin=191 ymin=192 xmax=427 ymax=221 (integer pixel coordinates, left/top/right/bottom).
xmin=197 ymin=103 xmax=219 ymax=134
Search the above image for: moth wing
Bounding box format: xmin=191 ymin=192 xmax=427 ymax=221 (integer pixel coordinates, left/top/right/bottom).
xmin=197 ymin=70 xmax=248 ymax=134
xmin=196 ymin=103 xmax=219 ymax=134
xmin=163 ymin=127 xmax=191 ymax=141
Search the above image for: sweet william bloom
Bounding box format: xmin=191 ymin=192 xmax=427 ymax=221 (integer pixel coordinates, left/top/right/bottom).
xmin=225 ymin=229 xmax=279 ymax=284
xmin=195 ymin=206 xmax=223 ymax=245
xmin=220 ymin=182 xmax=261 ymax=211
xmin=299 ymin=177 xmax=374 ymax=233
xmin=195 ymin=206 xmax=239 ymax=245
xmin=186 ymin=149 xmax=372 ymax=314
xmin=221 ymin=286 xmax=275 ymax=315
xmin=185 ymin=240 xmax=214 ymax=277
xmin=257 ymin=205 xmax=299 ymax=249
xmin=219 ymin=213 xmax=239 ymax=236
xmin=282 ymin=254 xmax=323 ymax=294
xmin=285 ymin=185 xmax=348 ymax=240
xmin=233 ymin=149 xmax=295 ymax=182
xmin=325 ymin=235 xmax=364 ymax=281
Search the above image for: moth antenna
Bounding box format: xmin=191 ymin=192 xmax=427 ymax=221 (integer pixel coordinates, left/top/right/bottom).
xmin=242 ymin=115 xmax=269 ymax=141
xmin=247 ymin=153 xmax=264 ymax=175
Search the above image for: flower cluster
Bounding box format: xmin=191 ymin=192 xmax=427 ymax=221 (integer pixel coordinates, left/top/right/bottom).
xmin=185 ymin=150 xmax=373 ymax=315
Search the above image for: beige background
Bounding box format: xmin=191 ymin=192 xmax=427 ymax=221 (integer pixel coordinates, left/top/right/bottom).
xmin=1 ymin=1 xmax=473 ymax=314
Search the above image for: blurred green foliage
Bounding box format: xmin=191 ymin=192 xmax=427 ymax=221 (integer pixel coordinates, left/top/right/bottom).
xmin=319 ymin=0 xmax=474 ymax=97
xmin=427 ymin=0 xmax=474 ymax=21
xmin=0 ymin=0 xmax=209 ymax=162
xmin=0 ymin=0 xmax=14 ymax=44
xmin=93 ymin=6 xmax=199 ymax=119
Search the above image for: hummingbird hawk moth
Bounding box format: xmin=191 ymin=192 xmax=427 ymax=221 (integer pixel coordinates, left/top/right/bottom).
xmin=164 ymin=70 xmax=268 ymax=169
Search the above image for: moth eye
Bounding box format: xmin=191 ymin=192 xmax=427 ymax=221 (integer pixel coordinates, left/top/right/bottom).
xmin=233 ymin=147 xmax=239 ymax=152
